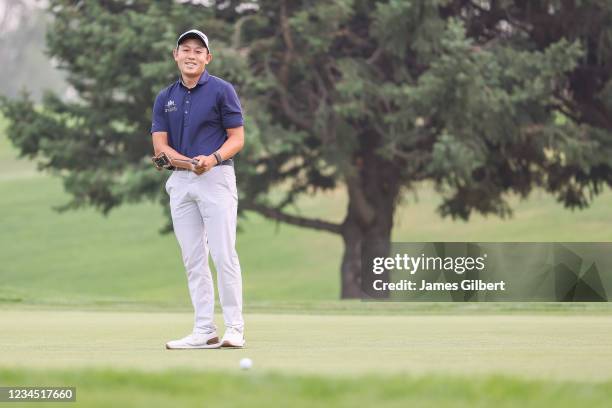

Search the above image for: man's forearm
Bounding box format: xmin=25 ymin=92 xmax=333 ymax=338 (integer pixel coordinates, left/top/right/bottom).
xmin=215 ymin=127 xmax=245 ymax=161
xmin=154 ymin=144 xmax=194 ymax=169
xmin=216 ymin=139 xmax=242 ymax=161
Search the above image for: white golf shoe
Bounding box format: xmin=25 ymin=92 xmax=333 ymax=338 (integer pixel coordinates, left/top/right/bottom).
xmin=220 ymin=327 xmax=245 ymax=348
xmin=165 ymin=332 xmax=221 ymax=349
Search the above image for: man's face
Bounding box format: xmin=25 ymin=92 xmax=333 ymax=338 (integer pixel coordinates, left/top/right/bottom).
xmin=173 ymin=38 xmax=212 ymax=78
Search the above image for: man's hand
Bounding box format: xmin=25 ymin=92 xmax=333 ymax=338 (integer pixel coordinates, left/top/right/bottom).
xmin=193 ymin=155 xmax=217 ymax=175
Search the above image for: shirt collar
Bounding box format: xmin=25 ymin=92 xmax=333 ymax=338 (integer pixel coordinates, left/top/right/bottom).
xmin=178 ymin=70 xmax=210 ymax=88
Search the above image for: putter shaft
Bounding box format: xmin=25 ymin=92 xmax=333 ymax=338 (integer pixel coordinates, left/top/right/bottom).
xmin=172 ymin=158 xmax=199 ymax=165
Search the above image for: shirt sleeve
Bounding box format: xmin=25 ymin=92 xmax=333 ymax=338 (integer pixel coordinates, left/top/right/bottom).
xmin=219 ymin=82 xmax=244 ymax=129
xmin=150 ymin=91 xmax=168 ymax=134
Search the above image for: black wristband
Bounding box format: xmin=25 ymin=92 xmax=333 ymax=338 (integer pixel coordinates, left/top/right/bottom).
xmin=213 ymin=151 xmax=222 ymax=165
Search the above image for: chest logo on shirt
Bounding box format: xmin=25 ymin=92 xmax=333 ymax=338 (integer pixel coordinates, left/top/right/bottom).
xmin=165 ymin=99 xmax=178 ymax=113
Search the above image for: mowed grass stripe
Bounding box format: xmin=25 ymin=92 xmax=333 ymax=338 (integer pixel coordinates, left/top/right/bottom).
xmin=1 ymin=310 xmax=611 ymax=381
xmin=1 ymin=367 xmax=611 ymax=408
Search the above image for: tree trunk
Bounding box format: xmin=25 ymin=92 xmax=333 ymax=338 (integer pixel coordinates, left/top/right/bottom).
xmin=340 ymin=206 xmax=396 ymax=299
xmin=340 ymin=208 xmax=365 ymax=298
xmin=340 ymin=155 xmax=401 ymax=299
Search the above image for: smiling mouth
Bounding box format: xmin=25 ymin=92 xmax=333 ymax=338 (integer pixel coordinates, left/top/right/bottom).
xmin=185 ymin=62 xmax=198 ymax=68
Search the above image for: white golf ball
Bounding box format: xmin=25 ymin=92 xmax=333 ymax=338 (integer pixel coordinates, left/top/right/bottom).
xmin=240 ymin=358 xmax=253 ymax=370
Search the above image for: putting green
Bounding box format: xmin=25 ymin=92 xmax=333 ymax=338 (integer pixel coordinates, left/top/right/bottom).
xmin=1 ymin=309 xmax=611 ymax=381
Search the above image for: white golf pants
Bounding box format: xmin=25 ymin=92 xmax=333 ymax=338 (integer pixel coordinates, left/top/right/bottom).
xmin=165 ymin=165 xmax=244 ymax=334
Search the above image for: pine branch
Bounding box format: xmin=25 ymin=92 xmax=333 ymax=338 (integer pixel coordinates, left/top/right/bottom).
xmin=243 ymin=202 xmax=342 ymax=235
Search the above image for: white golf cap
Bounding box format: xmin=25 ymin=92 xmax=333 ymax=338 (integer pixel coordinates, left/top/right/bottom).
xmin=176 ymin=29 xmax=211 ymax=52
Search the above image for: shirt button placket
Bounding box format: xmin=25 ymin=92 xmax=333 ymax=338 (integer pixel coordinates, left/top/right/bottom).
xmin=184 ymin=90 xmax=191 ymax=127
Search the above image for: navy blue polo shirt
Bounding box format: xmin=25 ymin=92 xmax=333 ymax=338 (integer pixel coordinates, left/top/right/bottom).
xmin=150 ymin=70 xmax=243 ymax=158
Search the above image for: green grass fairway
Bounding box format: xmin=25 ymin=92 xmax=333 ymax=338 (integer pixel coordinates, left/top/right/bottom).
xmin=1 ymin=368 xmax=611 ymax=408
xmin=1 ymin=309 xmax=611 ymax=381
xmin=1 ymin=309 xmax=612 ymax=407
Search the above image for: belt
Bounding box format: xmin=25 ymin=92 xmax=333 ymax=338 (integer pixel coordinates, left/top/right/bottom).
xmin=174 ymin=158 xmax=233 ymax=171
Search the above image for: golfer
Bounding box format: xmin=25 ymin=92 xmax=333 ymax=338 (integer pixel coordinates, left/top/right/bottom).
xmin=151 ymin=29 xmax=245 ymax=349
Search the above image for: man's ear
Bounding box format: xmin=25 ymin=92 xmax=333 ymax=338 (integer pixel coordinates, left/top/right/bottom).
xmin=207 ymin=53 xmax=213 ymax=63
xmin=172 ymin=48 xmax=179 ymax=61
